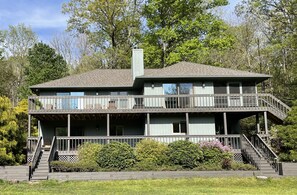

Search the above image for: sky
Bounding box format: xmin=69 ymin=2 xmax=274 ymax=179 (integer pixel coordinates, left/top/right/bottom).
xmin=0 ymin=0 xmax=241 ymax=43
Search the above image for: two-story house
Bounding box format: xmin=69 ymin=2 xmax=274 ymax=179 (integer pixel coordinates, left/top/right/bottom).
xmin=27 ymin=49 xmax=290 ymax=179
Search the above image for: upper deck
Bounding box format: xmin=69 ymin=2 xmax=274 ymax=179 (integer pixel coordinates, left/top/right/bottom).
xmin=28 ymin=93 xmax=290 ymax=120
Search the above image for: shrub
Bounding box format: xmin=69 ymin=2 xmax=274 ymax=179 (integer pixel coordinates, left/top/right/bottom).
xmin=199 ymin=141 xmax=233 ymax=166
xmin=78 ymin=142 xmax=102 ymax=166
xmin=131 ymin=159 xmax=158 ymax=171
xmin=0 ymin=152 xmax=15 ymax=166
xmin=230 ymin=162 xmax=257 ymax=171
xmin=193 ymin=163 xmax=223 ymax=171
xmin=97 ymin=141 xmax=135 ymax=170
xmin=135 ymin=139 xmax=169 ymax=166
xmin=50 ymin=161 xmax=100 ymax=172
xmin=167 ymin=140 xmax=203 ymax=168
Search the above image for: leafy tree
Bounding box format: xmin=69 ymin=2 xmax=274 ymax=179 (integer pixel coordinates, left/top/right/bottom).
xmin=141 ymin=0 xmax=233 ymax=68
xmin=26 ymin=43 xmax=69 ymax=87
xmin=0 ymin=24 xmax=38 ymax=103
xmin=0 ymin=97 xmax=20 ymax=165
xmin=0 ymin=60 xmax=16 ymax=98
xmin=236 ymin=0 xmax=297 ymax=104
xmin=63 ymin=0 xmax=142 ymax=68
xmin=273 ymin=101 xmax=297 ymax=161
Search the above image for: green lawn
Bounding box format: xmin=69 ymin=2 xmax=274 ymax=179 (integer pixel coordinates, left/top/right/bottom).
xmin=1 ymin=177 xmax=297 ymax=195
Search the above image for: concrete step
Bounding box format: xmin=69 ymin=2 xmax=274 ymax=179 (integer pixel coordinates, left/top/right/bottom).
xmin=35 ymin=169 xmax=49 ymax=173
xmin=33 ymin=173 xmax=49 ymax=177
xmin=37 ymin=168 xmax=48 ymax=171
xmin=31 ymin=176 xmax=48 ymax=181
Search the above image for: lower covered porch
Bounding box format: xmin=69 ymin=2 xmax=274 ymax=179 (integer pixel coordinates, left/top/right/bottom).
xmin=27 ymin=111 xmax=270 ymax=163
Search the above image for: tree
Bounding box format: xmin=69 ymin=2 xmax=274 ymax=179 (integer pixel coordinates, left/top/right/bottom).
xmin=0 ymin=96 xmax=20 ymax=165
xmin=26 ymin=43 xmax=69 ymax=87
xmin=236 ymin=0 xmax=297 ymax=104
xmin=141 ymin=0 xmax=233 ymax=68
xmin=63 ymin=0 xmax=142 ymax=68
xmin=273 ymin=101 xmax=297 ymax=161
xmin=50 ymin=32 xmax=96 ymax=72
xmin=0 ymin=24 xmax=38 ymax=104
xmin=0 ymin=59 xmax=16 ymax=98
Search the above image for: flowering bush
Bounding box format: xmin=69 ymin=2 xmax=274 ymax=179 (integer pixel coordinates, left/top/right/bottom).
xmin=199 ymin=140 xmax=233 ymax=167
xmin=199 ymin=140 xmax=231 ymax=152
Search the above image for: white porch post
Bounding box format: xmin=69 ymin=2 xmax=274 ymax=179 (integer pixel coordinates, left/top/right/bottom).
xmin=264 ymin=111 xmax=268 ymax=135
xmin=223 ymin=112 xmax=228 ymax=145
xmin=28 ymin=114 xmax=31 ymax=137
xmin=256 ymin=113 xmax=260 ymax=133
xmin=107 ymin=114 xmax=110 ymax=136
xmin=186 ymin=113 xmax=189 ymax=139
xmin=146 ymin=113 xmax=150 ymax=136
xmin=67 ymin=114 xmax=70 ymax=152
xmin=38 ymin=120 xmax=41 ymax=137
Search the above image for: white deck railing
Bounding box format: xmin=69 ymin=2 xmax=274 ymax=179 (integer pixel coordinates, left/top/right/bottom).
xmin=28 ymin=93 xmax=290 ymax=119
xmin=53 ymin=134 xmax=241 ymax=154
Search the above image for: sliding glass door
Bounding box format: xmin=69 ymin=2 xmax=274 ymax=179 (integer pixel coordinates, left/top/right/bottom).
xmin=163 ymin=83 xmax=193 ymax=108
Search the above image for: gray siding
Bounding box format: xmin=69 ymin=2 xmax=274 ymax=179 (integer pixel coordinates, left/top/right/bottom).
xmin=193 ymin=82 xmax=214 ymax=107
xmin=146 ymin=115 xmax=215 ymax=136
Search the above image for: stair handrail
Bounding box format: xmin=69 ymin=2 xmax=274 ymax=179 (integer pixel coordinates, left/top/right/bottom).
xmin=258 ymin=94 xmax=291 ymax=118
xmin=29 ymin=136 xmax=42 ymax=180
xmin=48 ymin=136 xmax=57 ymax=172
xmin=254 ymin=134 xmax=279 ymax=172
xmin=241 ymin=134 xmax=263 ymax=170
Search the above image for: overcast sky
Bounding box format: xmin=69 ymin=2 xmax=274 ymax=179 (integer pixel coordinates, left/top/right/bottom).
xmin=0 ymin=0 xmax=241 ymax=43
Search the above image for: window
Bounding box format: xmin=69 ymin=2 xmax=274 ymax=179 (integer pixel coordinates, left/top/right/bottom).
xmin=163 ymin=84 xmax=177 ymax=95
xmin=173 ymin=121 xmax=187 ymax=133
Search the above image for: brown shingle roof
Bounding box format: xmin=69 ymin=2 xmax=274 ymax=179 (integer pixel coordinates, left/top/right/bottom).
xmin=31 ymin=69 xmax=134 ymax=88
xmin=31 ymin=61 xmax=270 ymax=89
xmin=141 ymin=62 xmax=270 ymax=78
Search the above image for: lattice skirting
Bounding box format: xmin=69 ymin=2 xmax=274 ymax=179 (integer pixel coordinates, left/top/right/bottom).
xmin=58 ymin=155 xmax=79 ymax=163
xmin=233 ymin=152 xmax=243 ymax=162
xmin=27 ymin=155 xmax=33 ymax=164
xmin=56 ymin=154 xmax=242 ymax=163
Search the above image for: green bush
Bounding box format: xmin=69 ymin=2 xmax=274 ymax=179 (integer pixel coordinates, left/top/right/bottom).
xmin=131 ymin=159 xmax=159 ymax=171
xmin=50 ymin=161 xmax=100 ymax=172
xmin=0 ymin=152 xmax=15 ymax=166
xmin=279 ymin=150 xmax=297 ymax=162
xmin=199 ymin=141 xmax=233 ymax=169
xmin=78 ymin=142 xmax=102 ymax=166
xmin=167 ymin=140 xmax=203 ymax=168
xmin=230 ymin=162 xmax=257 ymax=170
xmin=97 ymin=142 xmax=135 ymax=170
xmin=193 ymin=163 xmax=223 ymax=171
xmin=135 ymin=139 xmax=169 ymax=166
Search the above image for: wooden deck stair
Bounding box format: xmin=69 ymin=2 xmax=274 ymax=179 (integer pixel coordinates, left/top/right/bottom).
xmin=243 ymin=148 xmax=278 ymax=176
xmin=241 ymin=134 xmax=279 ymax=177
xmin=31 ymin=151 xmax=49 ymax=181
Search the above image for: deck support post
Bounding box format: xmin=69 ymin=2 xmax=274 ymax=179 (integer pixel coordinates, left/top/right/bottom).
xmin=264 ymin=111 xmax=268 ymax=135
xmin=37 ymin=120 xmax=41 ymax=137
xmin=146 ymin=113 xmax=150 ymax=136
xmin=107 ymin=114 xmax=110 ymax=143
xmin=186 ymin=113 xmax=189 ymax=140
xmin=67 ymin=114 xmax=70 ymax=153
xmin=28 ymin=114 xmax=31 ymax=137
xmin=223 ymin=112 xmax=228 ymax=145
xmin=256 ymin=113 xmax=260 ymax=133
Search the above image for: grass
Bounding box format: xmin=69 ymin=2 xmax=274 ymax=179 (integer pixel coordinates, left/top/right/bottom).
xmin=1 ymin=177 xmax=297 ymax=195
